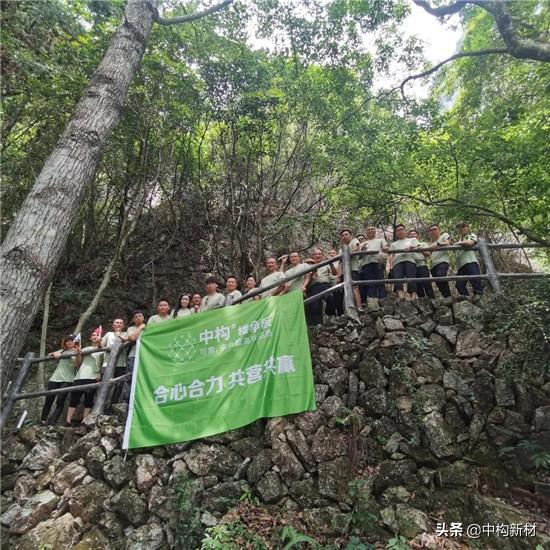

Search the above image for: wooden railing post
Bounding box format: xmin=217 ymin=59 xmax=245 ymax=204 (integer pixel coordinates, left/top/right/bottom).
xmin=477 ymin=238 xmax=501 ymax=293
xmin=91 ymin=339 xmax=122 ymax=417
xmin=341 ymin=244 xmax=359 ymax=320
xmin=0 ymin=352 xmax=35 ymax=429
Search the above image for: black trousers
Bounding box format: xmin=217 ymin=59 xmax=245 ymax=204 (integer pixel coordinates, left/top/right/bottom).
xmin=456 ymin=262 xmax=483 ymax=296
xmin=69 ymin=379 xmax=96 ymax=408
xmin=41 ymin=381 xmax=72 ymax=423
xmin=326 ymin=285 xmax=344 ymax=316
xmin=392 ymin=261 xmax=417 ymax=293
xmin=109 ymin=366 xmax=127 ymax=405
xmin=416 ymin=265 xmax=435 ymax=298
xmin=431 ymin=262 xmax=451 ymax=297
xmin=121 ymin=356 xmax=135 ymax=403
xmin=306 ymin=282 xmax=332 ymax=325
xmin=359 ymin=263 xmax=383 ymax=300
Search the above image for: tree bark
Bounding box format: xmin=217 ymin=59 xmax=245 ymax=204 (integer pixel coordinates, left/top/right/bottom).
xmin=0 ymin=0 xmax=157 ymax=391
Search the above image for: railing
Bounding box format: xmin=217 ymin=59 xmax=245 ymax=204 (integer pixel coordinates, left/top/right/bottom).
xmin=0 ymin=340 xmax=130 ymax=429
xmin=2 ymin=240 xmax=548 ymax=429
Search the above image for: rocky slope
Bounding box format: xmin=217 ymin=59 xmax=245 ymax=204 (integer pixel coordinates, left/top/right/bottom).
xmin=1 ymin=297 xmax=550 ymax=549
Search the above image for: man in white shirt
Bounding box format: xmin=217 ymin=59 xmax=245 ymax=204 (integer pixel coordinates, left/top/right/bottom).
xmin=338 ymin=229 xmax=363 ymax=311
xmin=200 ymin=277 xmax=226 ymax=311
xmin=147 ymin=298 xmax=172 ymax=324
xmin=280 ymin=251 xmax=310 ymax=294
xmin=428 ymin=223 xmax=452 ymax=298
xmin=101 ymin=318 xmax=128 ymax=405
xmin=359 ymin=225 xmax=388 ymax=310
xmin=259 ymin=258 xmax=286 ymax=298
xmin=224 ymin=276 xmax=243 ymax=306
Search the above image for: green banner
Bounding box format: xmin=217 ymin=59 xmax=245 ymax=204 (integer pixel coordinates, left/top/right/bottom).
xmin=123 ymin=291 xmax=315 ymax=449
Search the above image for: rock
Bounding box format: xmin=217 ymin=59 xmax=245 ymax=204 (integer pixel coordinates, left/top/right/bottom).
xmin=487 ymin=406 xmax=506 ymax=425
xmin=183 ymin=443 xmax=241 ymax=477
xmin=247 ymin=449 xmax=273 ymax=484
xmin=414 ymin=384 xmax=446 ymax=414
xmin=374 ymin=460 xmax=417 ymax=494
xmin=202 ymin=481 xmax=247 ymax=513
xmin=321 ymin=395 xmax=346 ymax=417
xmin=4 ymin=437 xmax=28 ymax=462
xmin=412 ymin=356 xmax=444 ymax=384
xmin=148 ymin=485 xmax=178 ymax=521
xmin=111 ymin=487 xmax=147 ymax=526
xmin=381 ymin=504 xmax=430 ymax=538
xmin=286 ymin=428 xmax=315 ymax=471
xmin=396 ymin=396 xmax=413 ymax=414
xmin=381 ymin=331 xmax=408 ymax=347
xmin=383 ymin=317 xmax=405 ymax=331
xmin=495 ymin=378 xmax=515 ymax=407
xmin=85 ymin=446 xmax=107 ymax=479
xmin=315 ymin=384 xmax=329 ymax=405
xmin=64 ymin=431 xmax=101 ymax=460
xmin=513 ymin=382 xmax=536 ymax=422
xmin=14 ymin=513 xmax=81 ymax=550
xmin=317 ymin=348 xmax=342 ymax=368
xmin=422 ymin=412 xmax=458 ymax=458
xmin=52 ymin=462 xmax=87 ymax=495
xmin=20 ymin=435 xmax=60 ymax=471
xmin=453 ymin=300 xmax=483 ymax=328
xmin=442 ymin=372 xmax=470 ymax=396
xmin=9 ymin=490 xmax=59 ymax=534
xmin=256 ymin=471 xmax=285 ymax=503
xmin=358 ymin=388 xmax=388 ymax=417
xmin=436 ymin=460 xmax=474 ymax=487
xmin=103 ymin=455 xmax=132 ymax=489
xmin=433 ymin=306 xmax=453 ymax=326
xmin=311 ymin=426 xmax=347 ymax=463
xmin=100 ymin=436 xmax=118 ymax=457
xmin=435 ymin=324 xmax=459 ymax=345
xmin=503 ymin=410 xmax=529 ymax=434
xmin=72 ymin=527 xmax=110 ymax=550
xmin=323 ymin=366 xmax=348 ymax=396
xmin=534 ymin=406 xmax=550 ymax=432
xmin=428 ymin=333 xmax=451 ymax=360
xmin=126 ymin=523 xmax=165 ymax=550
xmin=272 ymin=440 xmax=305 ymax=482
xmin=383 ymin=432 xmax=402 ymax=454
xmin=456 ymin=330 xmax=485 ymax=358
xmin=358 ymin=358 xmax=387 ymax=388
xmin=68 ymin=481 xmax=111 ymax=523
xmin=201 ymin=511 xmax=219 ymax=527
xmin=135 ymin=454 xmax=157 ymax=493
xmin=294 ymin=411 xmax=326 ymax=435
xmin=419 ymin=319 xmax=436 ymax=336
xmin=1 ymin=503 xmax=22 ymax=527
xmin=318 ymin=457 xmax=351 ymax=502
xmin=302 ymin=506 xmax=349 ymax=535
xmin=472 ymin=373 xmax=494 ymax=416
xmin=13 ymin=475 xmax=36 ymax=504
xmin=388 ymin=366 xmax=416 ymax=396
xmin=348 ymin=372 xmax=359 ymax=408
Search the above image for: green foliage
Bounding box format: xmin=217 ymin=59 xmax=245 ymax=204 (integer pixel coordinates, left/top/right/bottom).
xmin=174 ymin=475 xmax=204 ymax=549
xmin=200 ymin=520 xmax=265 ymax=550
xmin=346 ymin=479 xmax=378 ymax=535
xmin=385 ymin=535 xmax=411 ymax=550
xmin=343 ymin=537 xmax=375 ymax=550
xmin=280 ymin=525 xmax=319 ymax=549
xmin=499 ymin=440 xmax=550 ymax=472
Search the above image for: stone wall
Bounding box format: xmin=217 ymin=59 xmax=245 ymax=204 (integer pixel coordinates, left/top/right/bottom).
xmin=2 ymin=296 xmax=549 ymax=549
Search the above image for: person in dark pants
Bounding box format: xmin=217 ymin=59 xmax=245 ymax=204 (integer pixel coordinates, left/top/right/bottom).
xmin=428 ymin=224 xmax=452 ymax=298
xmin=121 ymin=311 xmax=146 ymax=403
xmin=454 ymin=222 xmax=483 ymax=296
xmin=409 ymin=229 xmax=434 ymax=299
xmin=325 ymin=249 xmax=344 ymax=316
xmin=306 ymin=248 xmax=336 ymax=325
xmin=41 ymin=334 xmax=79 ymax=425
xmin=387 ymin=224 xmax=418 ymax=300
xmin=359 ymin=226 xmax=388 ymax=309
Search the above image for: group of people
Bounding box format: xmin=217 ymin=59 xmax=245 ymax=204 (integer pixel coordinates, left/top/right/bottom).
xmin=40 ymin=220 xmax=483 ymax=425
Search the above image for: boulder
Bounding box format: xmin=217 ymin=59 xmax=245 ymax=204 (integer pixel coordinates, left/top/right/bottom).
xmin=72 ymin=527 xmax=110 ymax=550
xmin=414 ymin=384 xmax=446 ymax=414
xmin=64 ymin=431 xmax=101 ymax=460
xmin=311 ymin=426 xmax=347 ymax=463
xmin=317 ymin=348 xmax=342 ymax=368
xmin=358 ymin=358 xmax=387 ymax=388
xmin=453 ymin=300 xmax=483 ymax=328
xmin=13 ymin=475 xmax=36 ymax=504
xmin=321 ymin=395 xmax=347 ymax=417
xmin=247 ymin=449 xmax=273 ymax=484
xmin=433 ymin=306 xmax=453 ymax=326
xmin=442 ymin=372 xmax=470 ymax=396
xmin=348 ymin=372 xmax=359 ymax=408
xmin=436 ymin=460 xmax=474 ymax=487
xmin=111 ymin=487 xmax=147 ymax=526
xmin=202 ymin=481 xmax=247 ymax=514
xmin=373 ymin=460 xmax=417 ymax=494
xmin=422 ymin=412 xmax=458 ymax=458
xmin=51 ymin=462 xmax=87 ymax=495
xmin=318 ymin=457 xmax=352 ymax=502
xmin=428 ymin=333 xmax=451 ymax=360
xmin=183 ymin=443 xmax=241 ymax=477
xmin=272 ymin=440 xmax=305 ymax=482
xmin=256 ymin=471 xmax=285 ymax=503
xmin=85 ymin=446 xmax=107 ymax=479
xmin=412 ymin=356 xmax=444 ymax=384
xmin=358 ymin=388 xmax=388 ymax=417
xmin=148 ymin=485 xmax=178 ymax=521
xmin=323 ymin=366 xmax=348 ymax=396
xmin=435 ymin=324 xmax=459 ymax=345
xmin=9 ymin=490 xmax=59 ymax=534
xmin=294 ymin=411 xmax=327 ymax=436
xmin=383 ymin=317 xmax=405 ymax=331
xmin=302 ymin=506 xmax=349 ymax=535
xmin=20 ymin=436 xmax=60 ymax=471
xmin=495 ymin=378 xmax=515 ymax=407
xmin=102 ymin=455 xmax=133 ymax=489
xmin=135 ymin=454 xmax=157 ymax=493
xmin=419 ymin=319 xmax=436 ymax=336
xmin=472 ymin=373 xmax=494 ymax=416
xmin=380 ymin=504 xmax=430 ymax=538
xmin=534 ymin=406 xmax=550 ymax=432
xmin=285 ymin=428 xmax=315 ymax=471
xmin=68 ymin=481 xmax=111 ymax=524
xmin=315 ymin=384 xmax=329 ymax=405
xmin=13 ymin=513 xmax=81 ymax=550
xmin=456 ymin=330 xmax=485 ymax=358
xmin=126 ymin=523 xmax=165 ymax=550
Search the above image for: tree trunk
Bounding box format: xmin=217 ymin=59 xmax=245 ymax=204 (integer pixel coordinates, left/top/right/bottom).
xmin=0 ymin=0 xmax=157 ymax=391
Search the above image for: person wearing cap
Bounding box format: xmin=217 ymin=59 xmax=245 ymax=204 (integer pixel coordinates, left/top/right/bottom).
xmin=428 ymin=224 xmax=452 ymax=298
xmin=387 ymin=224 xmax=419 ymax=300
xmin=409 ymin=229 xmax=434 ymax=299
xmin=200 ymin=277 xmax=226 ymax=311
xmin=359 ymin=226 xmax=388 ymax=310
xmin=224 ymin=276 xmax=243 ymax=306
xmin=338 ymin=229 xmax=363 ymax=311
xmin=455 ymin=222 xmax=483 ymax=296
xmin=120 ymin=310 xmax=146 ymax=403
xmin=259 ymin=258 xmax=287 ymax=298
xmin=147 ymin=298 xmax=172 ymax=324
xmin=40 ymin=334 xmax=80 ymax=425
xmin=66 ymin=329 xmax=104 ymax=424
xmin=280 ymin=251 xmax=311 ymax=295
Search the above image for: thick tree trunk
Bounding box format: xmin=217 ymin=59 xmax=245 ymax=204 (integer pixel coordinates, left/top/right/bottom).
xmin=0 ymin=0 xmax=157 ymax=391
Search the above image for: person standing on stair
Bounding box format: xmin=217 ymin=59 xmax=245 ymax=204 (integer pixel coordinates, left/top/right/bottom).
xmin=409 ymin=229 xmax=434 ymax=299
xmin=147 ymin=298 xmax=172 ymax=324
xmin=224 ymin=276 xmax=242 ymax=306
xmin=306 ymin=248 xmax=337 ymax=325
xmin=280 ymin=251 xmax=311 ymax=295
xmin=454 ymin=222 xmax=483 ymax=297
xmin=242 ymin=275 xmax=262 ymax=303
xmin=200 ymin=277 xmax=226 ymax=311
xmin=66 ymin=328 xmax=103 ymax=425
xmin=359 ymin=226 xmax=388 ymax=310
xmin=191 ymin=293 xmax=202 ymax=313
xmin=259 ymin=258 xmax=287 ymax=298
xmin=325 ymin=249 xmax=343 ymax=316
xmin=428 ymin=224 xmax=452 ymax=298
xmin=40 ymin=334 xmax=79 ymax=425
xmin=338 ymin=229 xmax=363 ymax=311
xmin=101 ymin=318 xmax=128 ymax=406
xmin=172 ymin=294 xmax=192 ymax=318
xmin=387 ymin=224 xmax=418 ymax=300
xmin=121 ymin=310 xmax=146 ymax=403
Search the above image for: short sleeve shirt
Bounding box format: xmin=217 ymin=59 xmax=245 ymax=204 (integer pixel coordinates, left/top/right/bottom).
xmin=313 ymin=264 xmax=332 ymax=284
xmin=390 ymin=238 xmax=418 ymax=265
xmin=200 ymin=293 xmax=225 ymax=311
xmin=362 ymin=238 xmax=388 ymax=266
xmin=285 ymin=263 xmax=310 ymax=292
xmin=456 ymin=233 xmax=479 ymax=269
xmin=431 ymin=232 xmax=451 ymax=267
xmin=414 ymin=241 xmax=430 ymax=267
xmin=147 ymin=314 xmax=171 ymax=325
xmin=339 ymin=238 xmax=361 ymax=272
xmin=225 ymin=290 xmax=243 ymax=306
xmin=126 ymin=325 xmax=143 ymax=359
xmin=172 ymin=308 xmax=192 ymax=319
xmin=75 ymin=346 xmax=103 ymax=380
xmin=101 ymin=332 xmax=127 ymax=368
xmin=50 ymin=350 xmax=76 ymax=383
xmin=260 ymin=271 xmax=285 ymax=298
